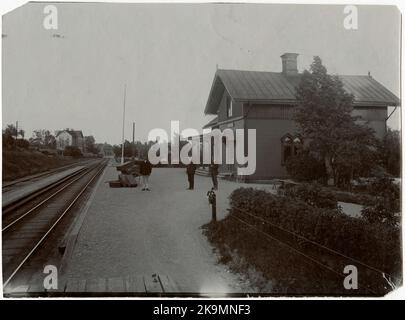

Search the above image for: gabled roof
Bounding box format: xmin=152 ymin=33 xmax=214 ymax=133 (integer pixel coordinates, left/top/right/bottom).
xmin=204 ymin=69 xmax=400 ymax=114
xmin=203 ymin=116 xmax=218 ymax=129
xmin=56 ymin=129 xmax=84 ymax=139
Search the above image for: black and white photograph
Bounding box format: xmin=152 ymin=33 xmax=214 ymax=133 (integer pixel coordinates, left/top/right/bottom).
xmin=0 ymin=0 xmax=403 ymax=302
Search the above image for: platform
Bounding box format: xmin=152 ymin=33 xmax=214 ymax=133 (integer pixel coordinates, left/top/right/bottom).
xmin=60 ymin=165 xmax=275 ymax=294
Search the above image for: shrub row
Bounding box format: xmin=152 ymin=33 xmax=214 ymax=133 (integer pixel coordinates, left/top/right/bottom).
xmin=333 ymin=190 xmax=375 ymax=206
xmin=278 ymin=182 xmax=338 ymax=209
xmin=229 ymin=187 xmax=401 ymax=277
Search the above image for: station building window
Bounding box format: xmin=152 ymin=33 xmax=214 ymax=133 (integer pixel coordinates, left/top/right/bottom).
xmin=226 ymin=96 xmax=233 ymax=118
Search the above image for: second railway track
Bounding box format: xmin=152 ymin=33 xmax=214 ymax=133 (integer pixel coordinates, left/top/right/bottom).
xmin=2 ymin=159 xmax=107 ymax=291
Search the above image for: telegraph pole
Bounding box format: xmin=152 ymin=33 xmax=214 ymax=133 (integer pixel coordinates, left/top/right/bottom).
xmin=132 ymin=122 xmax=135 ymax=160
xmin=121 ymin=84 xmax=127 ymax=165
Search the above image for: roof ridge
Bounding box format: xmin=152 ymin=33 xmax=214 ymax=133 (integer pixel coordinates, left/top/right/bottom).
xmin=218 ymin=68 xmax=283 ymax=74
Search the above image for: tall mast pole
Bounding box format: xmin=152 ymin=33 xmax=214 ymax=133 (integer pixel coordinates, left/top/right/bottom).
xmin=132 ymin=122 xmax=135 ymax=160
xmin=121 ymin=84 xmax=127 ymax=165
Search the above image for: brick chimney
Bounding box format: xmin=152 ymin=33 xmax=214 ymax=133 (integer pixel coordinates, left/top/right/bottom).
xmin=281 ymin=53 xmax=299 ymax=75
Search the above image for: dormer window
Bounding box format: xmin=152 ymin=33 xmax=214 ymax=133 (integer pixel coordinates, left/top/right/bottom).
xmin=226 ymin=96 xmax=233 ymax=118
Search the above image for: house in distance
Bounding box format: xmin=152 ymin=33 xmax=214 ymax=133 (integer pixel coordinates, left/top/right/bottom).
xmin=203 ymin=52 xmax=400 ymax=181
xmin=55 ymin=129 xmax=85 ymax=153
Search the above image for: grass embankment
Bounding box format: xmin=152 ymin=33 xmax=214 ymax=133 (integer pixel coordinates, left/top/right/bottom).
xmin=203 ymin=187 xmax=401 ymax=296
xmin=2 ymin=149 xmax=79 ymax=181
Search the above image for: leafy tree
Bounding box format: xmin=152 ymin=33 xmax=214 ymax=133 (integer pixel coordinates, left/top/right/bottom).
xmin=112 ymin=145 xmax=121 ymax=158
xmin=30 ymin=129 xmax=56 ymax=148
xmin=84 ymin=135 xmax=99 ymax=154
xmin=377 ymin=128 xmax=400 ymax=177
xmin=285 ymin=150 xmax=327 ymax=182
xmin=167 ymin=132 xmax=192 ymax=164
xmin=332 ymin=124 xmax=377 ymax=188
xmin=2 ymin=133 xmax=15 ymax=149
xmin=112 ymin=140 xmax=157 ymax=161
xmin=4 ymin=124 xmax=17 ymax=137
xmin=2 ymin=124 xmax=25 ymax=148
xmin=361 ymin=176 xmax=400 ymax=227
xmin=294 ymin=56 xmax=376 ymax=186
xmin=113 ymin=140 xmax=141 ymax=159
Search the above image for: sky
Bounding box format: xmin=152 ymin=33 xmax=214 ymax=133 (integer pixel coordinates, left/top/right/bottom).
xmin=2 ymin=2 xmax=401 ymax=145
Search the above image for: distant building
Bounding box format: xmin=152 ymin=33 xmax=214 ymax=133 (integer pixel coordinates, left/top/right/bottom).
xmin=55 ymin=129 xmax=85 ymax=152
xmin=203 ymin=52 xmax=400 ymax=181
xmin=97 ymin=143 xmax=114 ymax=158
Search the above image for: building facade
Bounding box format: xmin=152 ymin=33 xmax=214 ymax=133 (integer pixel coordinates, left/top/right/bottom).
xmin=55 ymin=129 xmax=85 ymax=152
xmin=203 ymin=53 xmax=400 ymax=181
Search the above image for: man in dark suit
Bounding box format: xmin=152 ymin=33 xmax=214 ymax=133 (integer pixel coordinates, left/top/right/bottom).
xmin=140 ymin=159 xmax=152 ymax=191
xmin=209 ymin=163 xmax=219 ymax=190
xmin=186 ymin=161 xmax=197 ymax=190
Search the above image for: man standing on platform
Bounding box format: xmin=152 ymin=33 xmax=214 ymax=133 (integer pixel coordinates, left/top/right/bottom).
xmin=140 ymin=159 xmax=152 ymax=191
xmin=186 ymin=161 xmax=197 ymax=190
xmin=209 ymin=163 xmax=219 ymax=190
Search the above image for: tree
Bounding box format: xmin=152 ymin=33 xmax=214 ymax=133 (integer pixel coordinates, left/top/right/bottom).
xmin=4 ymin=124 xmax=17 ymax=137
xmin=113 ymin=140 xmax=138 ymax=159
xmin=168 ymin=132 xmax=191 ymax=164
xmin=377 ymin=128 xmax=400 ymax=177
xmin=361 ymin=176 xmax=400 ymax=227
xmin=285 ymin=150 xmax=326 ymax=182
xmin=30 ymin=129 xmax=56 ymax=148
xmin=84 ymin=135 xmax=99 ymax=154
xmin=112 ymin=145 xmax=121 ymax=158
xmin=294 ymin=56 xmax=376 ymax=186
xmin=3 ymin=125 xmax=16 ymax=148
xmin=3 ymin=124 xmax=25 ymax=149
xmin=2 ymin=132 xmax=15 ymax=149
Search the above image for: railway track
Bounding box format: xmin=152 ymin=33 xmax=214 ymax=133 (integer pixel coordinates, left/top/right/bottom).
xmin=2 ymin=159 xmax=107 ymax=291
xmin=2 ymin=159 xmax=95 ymax=193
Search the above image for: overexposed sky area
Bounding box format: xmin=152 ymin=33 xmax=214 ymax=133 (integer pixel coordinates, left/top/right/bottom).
xmin=2 ymin=3 xmax=401 ymax=144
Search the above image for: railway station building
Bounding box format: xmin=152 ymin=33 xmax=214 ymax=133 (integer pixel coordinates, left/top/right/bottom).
xmin=202 ymin=53 xmax=400 ymax=181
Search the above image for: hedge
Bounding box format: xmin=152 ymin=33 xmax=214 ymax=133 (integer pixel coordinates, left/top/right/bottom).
xmin=333 ymin=190 xmax=375 ymax=206
xmin=279 ymin=182 xmax=338 ymax=209
xmin=229 ymin=188 xmax=401 ymax=278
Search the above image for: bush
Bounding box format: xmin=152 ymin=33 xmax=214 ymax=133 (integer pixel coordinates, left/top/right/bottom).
xmin=285 ymin=150 xmax=327 ymax=182
xmin=367 ymin=176 xmax=400 ymax=207
xmin=2 ymin=133 xmax=15 ymax=149
xmin=361 ymin=176 xmax=400 ymax=226
xmin=278 ymin=182 xmax=338 ymax=209
xmin=361 ymin=203 xmax=399 ymax=227
xmin=229 ymin=187 xmax=401 ymax=278
xmin=15 ymin=139 xmax=30 ymax=149
xmin=63 ymin=146 xmax=82 ymax=157
xmin=333 ymin=190 xmax=375 ymax=206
